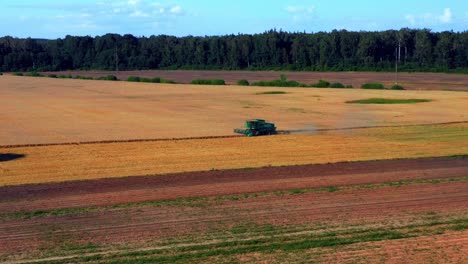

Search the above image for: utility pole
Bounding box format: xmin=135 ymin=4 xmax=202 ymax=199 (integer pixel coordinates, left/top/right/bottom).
xmin=114 ymin=47 xmax=119 ymax=72
xmin=395 ymin=40 xmax=401 ymax=85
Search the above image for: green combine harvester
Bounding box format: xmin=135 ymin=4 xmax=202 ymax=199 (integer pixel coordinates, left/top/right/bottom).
xmin=234 ymin=119 xmax=277 ymax=137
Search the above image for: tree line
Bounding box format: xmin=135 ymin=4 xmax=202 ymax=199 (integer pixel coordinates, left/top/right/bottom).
xmin=0 ymin=29 xmax=467 ymax=73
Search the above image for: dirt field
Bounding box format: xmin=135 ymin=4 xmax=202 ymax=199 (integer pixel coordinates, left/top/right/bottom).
xmin=40 ymin=70 xmax=468 ymax=91
xmin=1 ymin=156 xmax=466 ymax=212
xmin=1 ymin=75 xmax=467 ymax=145
xmin=1 ymin=123 xmax=467 ymax=186
xmin=0 ymin=157 xmax=466 ymax=263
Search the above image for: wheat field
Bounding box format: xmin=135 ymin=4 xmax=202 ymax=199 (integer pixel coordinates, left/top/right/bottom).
xmin=1 ymin=123 xmax=466 ymax=186
xmin=1 ymin=76 xmax=466 ymax=145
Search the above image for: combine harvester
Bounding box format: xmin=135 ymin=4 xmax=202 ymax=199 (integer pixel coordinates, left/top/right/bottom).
xmin=234 ymin=119 xmax=281 ymax=137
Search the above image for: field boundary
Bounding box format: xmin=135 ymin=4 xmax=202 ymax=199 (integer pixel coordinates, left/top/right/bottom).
xmin=1 ymin=121 xmax=467 ymax=149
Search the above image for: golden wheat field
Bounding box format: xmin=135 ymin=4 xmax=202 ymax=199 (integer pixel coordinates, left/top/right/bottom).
xmin=0 ymin=75 xmax=466 ymax=145
xmin=1 ymin=123 xmax=466 ymax=186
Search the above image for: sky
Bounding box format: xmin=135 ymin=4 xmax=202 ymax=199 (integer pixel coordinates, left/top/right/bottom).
xmin=1 ymin=0 xmax=467 ymax=38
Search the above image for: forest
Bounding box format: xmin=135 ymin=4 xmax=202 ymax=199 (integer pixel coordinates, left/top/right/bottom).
xmin=0 ymin=29 xmax=467 ymax=73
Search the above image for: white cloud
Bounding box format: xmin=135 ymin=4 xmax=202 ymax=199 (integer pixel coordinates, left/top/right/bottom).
xmin=285 ymin=5 xmax=315 ymax=14
xmin=8 ymin=1 xmax=186 ymax=37
xmin=127 ymin=0 xmax=140 ymax=6
xmin=405 ymin=8 xmax=453 ymax=26
xmin=405 ymin=14 xmax=416 ymax=25
xmin=130 ymin=10 xmax=149 ymax=17
xmin=439 ymin=8 xmax=452 ymax=23
xmin=170 ymin=5 xmax=182 ymax=15
xmin=285 ymin=5 xmax=315 ymax=21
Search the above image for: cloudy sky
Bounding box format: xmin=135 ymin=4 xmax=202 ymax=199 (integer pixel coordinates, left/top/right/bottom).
xmin=1 ymin=0 xmax=467 ymax=38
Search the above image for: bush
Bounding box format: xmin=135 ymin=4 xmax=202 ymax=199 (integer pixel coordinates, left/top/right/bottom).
xmin=251 ymin=75 xmax=307 ymax=87
xmin=126 ymin=76 xmax=175 ymax=84
xmin=191 ymin=79 xmax=226 ymax=85
xmin=58 ymin=74 xmax=72 ymax=79
xmin=25 ymin=72 xmax=44 ymax=77
xmin=140 ymin=77 xmax=153 ymax=83
xmin=329 ymin=82 xmax=345 ymax=88
xmin=390 ymin=84 xmax=405 ymax=90
xmin=310 ymin=80 xmax=330 ymax=88
xmin=237 ymin=79 xmax=250 ymax=86
xmin=48 ymin=74 xmax=57 ymax=78
xmin=76 ymin=75 xmax=93 ymax=80
xmin=346 ymin=85 xmax=353 ymax=88
xmin=361 ymin=82 xmax=385 ymax=89
xmin=160 ymin=78 xmax=176 ymax=84
xmin=96 ymin=75 xmax=117 ymax=81
xmin=127 ymin=76 xmax=141 ymax=82
xmin=0 ymin=72 xmax=3 ymax=76
xmin=13 ymin=72 xmax=24 ymax=76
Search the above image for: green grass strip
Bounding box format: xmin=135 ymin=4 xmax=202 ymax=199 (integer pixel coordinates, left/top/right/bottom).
xmin=346 ymin=98 xmax=432 ymax=104
xmin=33 ymin=217 xmax=468 ymax=263
xmin=255 ymin=91 xmax=287 ymax=95
xmin=2 ymin=176 xmax=467 ymax=221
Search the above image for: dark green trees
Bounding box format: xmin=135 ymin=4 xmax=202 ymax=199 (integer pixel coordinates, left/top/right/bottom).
xmin=0 ymin=29 xmax=467 ymax=72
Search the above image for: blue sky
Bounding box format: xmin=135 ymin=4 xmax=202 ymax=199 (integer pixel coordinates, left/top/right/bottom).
xmin=1 ymin=0 xmax=467 ymax=38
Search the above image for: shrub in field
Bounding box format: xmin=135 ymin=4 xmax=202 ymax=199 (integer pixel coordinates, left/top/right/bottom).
xmin=191 ymin=79 xmax=226 ymax=85
xmin=126 ymin=76 xmax=175 ymax=84
xmin=127 ymin=76 xmax=141 ymax=82
xmin=25 ymin=72 xmax=44 ymax=77
xmin=160 ymin=78 xmax=176 ymax=84
xmin=237 ymin=79 xmax=250 ymax=86
xmin=0 ymin=72 xmax=3 ymax=75
xmin=140 ymin=77 xmax=153 ymax=83
xmin=329 ymin=82 xmax=345 ymax=88
xmin=361 ymin=82 xmax=385 ymax=89
xmin=390 ymin=84 xmax=405 ymax=90
xmin=76 ymin=75 xmax=93 ymax=80
xmin=48 ymin=74 xmax=57 ymax=78
xmin=251 ymin=75 xmax=307 ymax=87
xmin=310 ymin=80 xmax=330 ymax=88
xmin=96 ymin=75 xmax=118 ymax=81
xmin=13 ymin=72 xmax=24 ymax=76
xmin=58 ymin=74 xmax=72 ymax=79
xmin=346 ymin=85 xmax=353 ymax=88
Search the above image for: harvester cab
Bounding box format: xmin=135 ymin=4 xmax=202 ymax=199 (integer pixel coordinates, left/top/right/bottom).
xmin=234 ymin=119 xmax=277 ymax=137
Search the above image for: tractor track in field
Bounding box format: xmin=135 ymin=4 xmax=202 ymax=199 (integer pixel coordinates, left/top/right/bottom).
xmin=1 ymin=121 xmax=467 ymax=149
xmin=0 ymin=180 xmax=467 ymax=262
xmin=0 ymin=156 xmax=466 ymax=213
xmin=0 ymin=156 xmax=467 ymax=262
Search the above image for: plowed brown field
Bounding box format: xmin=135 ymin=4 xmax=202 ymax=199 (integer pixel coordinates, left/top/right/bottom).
xmin=0 ymin=157 xmax=467 ymax=263
xmin=41 ymin=70 xmax=468 ymax=90
xmin=1 ymin=75 xmax=467 ymax=145
xmin=1 ymin=156 xmax=466 ymax=213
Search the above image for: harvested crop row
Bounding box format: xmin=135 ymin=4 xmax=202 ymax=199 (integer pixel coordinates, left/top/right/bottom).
xmin=1 ymin=123 xmax=467 ymax=186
